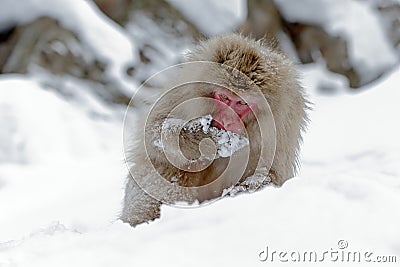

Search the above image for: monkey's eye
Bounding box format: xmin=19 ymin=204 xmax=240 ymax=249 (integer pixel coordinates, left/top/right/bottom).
xmin=238 ymin=100 xmax=247 ymax=106
xmin=220 ymin=94 xmax=229 ymax=100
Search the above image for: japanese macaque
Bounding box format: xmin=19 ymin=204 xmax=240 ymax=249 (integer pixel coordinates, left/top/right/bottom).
xmin=121 ymin=34 xmax=309 ymax=227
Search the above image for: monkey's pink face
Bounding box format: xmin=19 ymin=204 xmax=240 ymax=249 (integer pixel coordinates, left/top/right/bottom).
xmin=211 ymin=87 xmax=257 ymax=134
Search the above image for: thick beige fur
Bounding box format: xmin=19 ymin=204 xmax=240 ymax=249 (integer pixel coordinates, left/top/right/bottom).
xmin=121 ymin=34 xmax=309 ymax=227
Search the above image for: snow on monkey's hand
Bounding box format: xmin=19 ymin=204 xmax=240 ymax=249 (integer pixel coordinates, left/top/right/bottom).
xmin=157 ymin=115 xmax=249 ymax=160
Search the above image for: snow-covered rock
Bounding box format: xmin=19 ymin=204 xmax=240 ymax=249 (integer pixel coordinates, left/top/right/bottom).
xmin=275 ymin=0 xmax=398 ymax=86
xmin=165 ymin=0 xmax=247 ymax=36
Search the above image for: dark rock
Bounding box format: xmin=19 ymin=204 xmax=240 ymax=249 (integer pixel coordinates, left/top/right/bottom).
xmin=0 ymin=17 xmax=130 ymax=105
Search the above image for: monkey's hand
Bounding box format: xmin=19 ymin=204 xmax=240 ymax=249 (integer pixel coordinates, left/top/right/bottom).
xmin=154 ymin=116 xmax=212 ymax=164
xmin=223 ymin=168 xmax=274 ymax=197
xmin=155 ymin=115 xmax=249 ymax=161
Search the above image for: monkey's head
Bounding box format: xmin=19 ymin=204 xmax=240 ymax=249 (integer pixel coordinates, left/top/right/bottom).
xmin=186 ymin=34 xmax=296 ymax=137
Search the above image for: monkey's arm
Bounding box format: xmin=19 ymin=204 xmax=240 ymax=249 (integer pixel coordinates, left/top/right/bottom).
xmin=121 ymin=174 xmax=161 ymax=227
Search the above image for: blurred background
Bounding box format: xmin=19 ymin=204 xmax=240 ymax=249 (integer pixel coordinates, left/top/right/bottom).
xmin=1 ymin=0 xmax=399 ymax=103
xmin=1 ymin=0 xmax=400 ymax=266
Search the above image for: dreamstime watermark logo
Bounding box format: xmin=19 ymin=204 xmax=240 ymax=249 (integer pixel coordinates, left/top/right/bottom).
xmin=123 ymin=61 xmax=277 ymax=207
xmin=258 ymin=240 xmax=398 ymax=263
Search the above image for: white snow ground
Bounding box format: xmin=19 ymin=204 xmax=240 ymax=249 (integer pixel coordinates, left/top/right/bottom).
xmin=0 ymin=65 xmax=399 ymax=266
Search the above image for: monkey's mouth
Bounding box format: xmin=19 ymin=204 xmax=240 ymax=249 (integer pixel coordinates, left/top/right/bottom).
xmin=211 ymin=119 xmax=226 ymax=131
xmin=211 ymin=119 xmax=246 ymax=135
